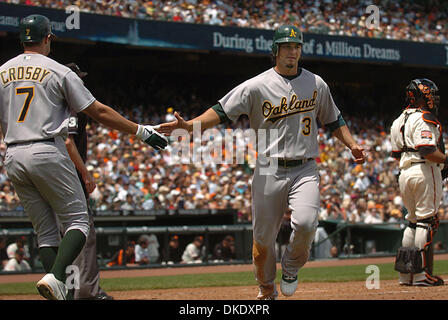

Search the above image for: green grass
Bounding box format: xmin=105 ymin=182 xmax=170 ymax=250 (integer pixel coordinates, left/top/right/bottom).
xmin=1 ymin=261 xmax=447 ymax=296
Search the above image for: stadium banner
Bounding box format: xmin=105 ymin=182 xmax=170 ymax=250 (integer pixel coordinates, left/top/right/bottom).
xmin=1 ymin=3 xmax=447 ymax=67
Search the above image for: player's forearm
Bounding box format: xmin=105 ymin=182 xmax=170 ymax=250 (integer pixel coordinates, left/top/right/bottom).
xmin=185 ymin=108 xmax=221 ymax=133
xmin=82 ymin=100 xmax=139 ymax=135
xmin=331 ymin=125 xmax=358 ymax=150
xmin=65 ymin=136 xmax=88 ymax=177
xmin=424 ymin=149 xmax=446 ymax=164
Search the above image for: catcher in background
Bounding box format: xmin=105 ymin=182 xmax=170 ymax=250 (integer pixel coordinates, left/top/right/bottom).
xmin=390 ymin=78 xmax=445 ymax=286
xmin=64 ymin=63 xmax=113 ymax=299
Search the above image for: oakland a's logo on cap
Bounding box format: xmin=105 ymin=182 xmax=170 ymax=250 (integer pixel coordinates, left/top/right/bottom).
xmin=289 ymin=29 xmax=297 ymax=38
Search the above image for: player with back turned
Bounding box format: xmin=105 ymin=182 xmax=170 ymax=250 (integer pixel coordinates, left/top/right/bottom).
xmin=157 ymin=25 xmax=365 ymax=299
xmin=391 ymin=78 xmax=445 ymax=286
xmin=0 ymin=14 xmax=167 ymax=300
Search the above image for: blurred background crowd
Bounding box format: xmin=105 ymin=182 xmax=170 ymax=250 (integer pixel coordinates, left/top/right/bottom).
xmin=0 ymin=75 xmax=448 ymax=225
xmin=3 ymin=0 xmax=448 ymax=43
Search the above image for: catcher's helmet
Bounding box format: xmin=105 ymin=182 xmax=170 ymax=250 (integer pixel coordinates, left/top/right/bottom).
xmin=271 ymin=25 xmax=303 ymax=55
xmin=65 ymin=63 xmax=88 ymax=79
xmin=406 ymin=78 xmax=440 ymax=112
xmin=19 ymin=14 xmax=55 ymax=43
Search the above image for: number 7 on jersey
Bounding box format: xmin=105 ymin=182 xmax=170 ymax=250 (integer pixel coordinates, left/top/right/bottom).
xmin=15 ymin=86 xmax=34 ymax=122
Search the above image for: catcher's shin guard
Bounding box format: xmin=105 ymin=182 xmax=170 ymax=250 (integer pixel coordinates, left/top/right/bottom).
xmin=415 ymin=216 xmax=439 ymax=274
xmin=413 ymin=216 xmax=444 ymax=285
xmin=395 ymin=223 xmax=419 ymax=275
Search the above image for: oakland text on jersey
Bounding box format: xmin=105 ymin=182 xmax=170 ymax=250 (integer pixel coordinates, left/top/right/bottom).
xmin=1 ymin=66 xmax=51 ymax=86
xmin=262 ymin=90 xmax=317 ymax=123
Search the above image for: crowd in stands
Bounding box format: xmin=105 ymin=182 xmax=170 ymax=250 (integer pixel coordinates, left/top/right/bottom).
xmin=0 ymin=71 xmax=448 ymax=225
xmin=0 ymin=232 xmax=235 ymax=270
xmin=4 ymin=0 xmax=448 ymax=43
xmin=0 ymin=236 xmax=32 ymax=272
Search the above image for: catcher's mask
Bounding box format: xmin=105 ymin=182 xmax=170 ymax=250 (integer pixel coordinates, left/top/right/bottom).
xmin=406 ymin=78 xmax=440 ymax=113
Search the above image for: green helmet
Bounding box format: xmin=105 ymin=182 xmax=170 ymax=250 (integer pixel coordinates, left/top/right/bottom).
xmin=271 ymin=25 xmax=303 ymax=55
xmin=19 ymin=14 xmax=55 ymax=43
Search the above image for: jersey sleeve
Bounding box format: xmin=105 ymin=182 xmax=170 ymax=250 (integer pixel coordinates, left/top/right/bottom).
xmin=390 ymin=118 xmax=402 ymax=158
xmin=316 ymin=79 xmax=341 ymax=126
xmin=61 ymin=71 xmax=96 ymax=113
xmin=412 ymin=116 xmax=438 ymax=149
xmin=218 ymin=82 xmax=252 ymax=123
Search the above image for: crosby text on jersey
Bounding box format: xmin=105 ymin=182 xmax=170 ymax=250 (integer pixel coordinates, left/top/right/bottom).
xmin=1 ymin=66 xmax=51 ymax=86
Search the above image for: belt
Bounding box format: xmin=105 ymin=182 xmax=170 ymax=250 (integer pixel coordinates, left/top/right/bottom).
xmin=277 ymin=158 xmax=313 ymax=168
xmin=7 ymin=138 xmax=55 ymax=148
xmin=409 ymin=161 xmax=440 ymax=168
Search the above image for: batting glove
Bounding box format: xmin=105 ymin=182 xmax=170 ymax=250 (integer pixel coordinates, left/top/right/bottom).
xmin=136 ymin=124 xmax=168 ymax=150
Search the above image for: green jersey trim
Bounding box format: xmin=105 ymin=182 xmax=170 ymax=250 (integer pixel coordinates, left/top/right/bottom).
xmin=212 ymin=103 xmax=232 ymax=124
xmin=326 ymin=114 xmax=346 ymax=132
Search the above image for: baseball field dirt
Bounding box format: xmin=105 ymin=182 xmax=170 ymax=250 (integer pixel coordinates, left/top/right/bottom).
xmin=1 ymin=254 xmax=447 ymax=300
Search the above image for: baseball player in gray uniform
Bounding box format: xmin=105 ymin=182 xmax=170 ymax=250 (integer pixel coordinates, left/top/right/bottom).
xmin=157 ymin=25 xmax=365 ymax=299
xmin=0 ymin=14 xmax=167 ymax=300
xmin=391 ymin=78 xmax=445 ymax=286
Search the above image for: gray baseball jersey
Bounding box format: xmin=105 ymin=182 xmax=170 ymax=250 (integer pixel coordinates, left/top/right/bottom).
xmin=0 ymin=53 xmax=95 ymax=144
xmin=219 ymin=67 xmax=340 ymax=159
xmin=218 ymin=67 xmax=343 ymax=299
xmin=0 ymin=53 xmax=93 ymax=249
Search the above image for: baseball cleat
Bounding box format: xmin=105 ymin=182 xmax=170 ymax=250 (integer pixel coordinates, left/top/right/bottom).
xmin=256 ymin=284 xmax=278 ymax=300
xmin=413 ymin=274 xmax=444 ymax=287
xmin=36 ymin=273 xmax=68 ymax=300
xmin=280 ymin=274 xmax=298 ymax=296
xmin=398 ymin=273 xmax=412 ymax=286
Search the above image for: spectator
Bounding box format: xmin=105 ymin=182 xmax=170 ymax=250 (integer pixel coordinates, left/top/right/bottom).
xmin=438 ymin=207 xmax=447 ymax=220
xmin=353 ymin=172 xmax=370 ymax=192
xmin=330 ymin=246 xmax=339 ymax=258
xmin=212 ymin=235 xmax=236 ymax=262
xmin=434 ymin=241 xmax=444 ymax=252
xmin=106 ymin=241 xmax=136 ymax=267
xmin=3 ymin=248 xmax=31 ymax=272
xmin=11 ymin=0 xmax=448 ymax=44
xmin=181 ymin=236 xmax=206 ymax=264
xmin=135 ymin=234 xmax=160 ymax=264
xmin=6 ymin=236 xmax=30 ymax=262
xmin=387 ymin=208 xmax=403 ymax=223
xmin=121 ymin=194 xmax=136 ymax=211
xmin=0 ymin=237 xmax=8 ymax=269
xmin=162 ymin=235 xmax=183 ymax=264
xmin=165 ymin=107 xmax=176 ymax=122
xmin=363 ymin=201 xmax=384 ymax=224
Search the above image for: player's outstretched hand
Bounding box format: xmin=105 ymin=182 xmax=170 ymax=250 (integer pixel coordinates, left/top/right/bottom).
xmin=156 ymin=112 xmax=190 ymax=136
xmin=350 ymin=144 xmax=366 ymax=164
xmin=136 ymin=124 xmax=168 ymax=150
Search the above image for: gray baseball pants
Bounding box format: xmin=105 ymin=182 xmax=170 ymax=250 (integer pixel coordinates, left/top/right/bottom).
xmin=4 ymin=137 xmax=89 ymax=248
xmin=251 ymin=159 xmax=319 ymax=298
xmin=72 ymin=208 xmax=106 ymax=299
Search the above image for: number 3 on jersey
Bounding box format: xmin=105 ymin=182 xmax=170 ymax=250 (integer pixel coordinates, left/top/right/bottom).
xmin=15 ymin=86 xmax=34 ymax=122
xmin=302 ymin=117 xmax=311 ymax=135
